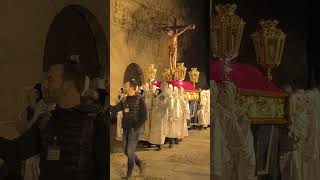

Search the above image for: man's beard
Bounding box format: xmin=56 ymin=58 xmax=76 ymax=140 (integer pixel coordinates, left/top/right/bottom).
xmin=48 ymin=87 xmax=63 ymax=104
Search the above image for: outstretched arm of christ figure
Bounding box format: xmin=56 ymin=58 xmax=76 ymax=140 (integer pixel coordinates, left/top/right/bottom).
xmin=177 ymin=24 xmax=195 ymax=36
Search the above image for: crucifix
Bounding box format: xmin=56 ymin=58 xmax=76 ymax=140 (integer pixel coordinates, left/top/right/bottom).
xmin=162 ymin=17 xmax=195 ymax=72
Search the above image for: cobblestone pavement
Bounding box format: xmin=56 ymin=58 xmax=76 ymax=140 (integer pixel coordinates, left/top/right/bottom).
xmin=110 ymin=129 xmax=210 ymax=180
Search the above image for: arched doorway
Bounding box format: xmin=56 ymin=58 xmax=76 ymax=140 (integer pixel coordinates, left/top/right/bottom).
xmin=123 ymin=63 xmax=144 ymax=86
xmin=43 ymin=5 xmax=108 ymax=79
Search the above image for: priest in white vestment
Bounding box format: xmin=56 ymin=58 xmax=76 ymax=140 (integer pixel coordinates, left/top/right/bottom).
xmin=139 ymin=83 xmax=154 ymax=141
xmin=178 ymin=87 xmax=189 ymax=139
xmin=211 ymin=80 xmax=220 ymax=179
xmin=213 ymin=81 xmax=256 ymax=180
xmin=149 ymin=82 xmax=169 ymax=151
xmin=166 ymin=85 xmax=179 ymax=148
xmin=303 ymin=90 xmax=320 ymax=180
xmin=279 ymin=89 xmax=308 ymax=180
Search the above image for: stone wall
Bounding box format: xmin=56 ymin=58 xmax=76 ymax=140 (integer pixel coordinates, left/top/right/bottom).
xmin=0 ymin=0 xmax=107 ymax=127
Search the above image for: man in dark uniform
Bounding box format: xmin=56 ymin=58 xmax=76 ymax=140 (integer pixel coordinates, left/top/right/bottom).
xmin=0 ymin=64 xmax=108 ymax=180
xmin=111 ymin=80 xmax=147 ymax=179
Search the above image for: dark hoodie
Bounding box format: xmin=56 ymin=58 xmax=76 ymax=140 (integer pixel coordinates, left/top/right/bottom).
xmin=0 ymin=103 xmax=108 ymax=180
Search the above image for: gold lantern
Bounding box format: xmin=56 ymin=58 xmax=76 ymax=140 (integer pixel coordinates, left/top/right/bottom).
xmin=189 ymin=68 xmax=200 ymax=87
xmin=212 ymin=4 xmax=245 ymax=58
xmin=146 ymin=64 xmax=157 ymax=81
xmin=162 ymin=69 xmax=172 ymax=81
xmin=251 ymin=20 xmax=286 ymax=80
xmin=174 ymin=62 xmax=187 ymax=81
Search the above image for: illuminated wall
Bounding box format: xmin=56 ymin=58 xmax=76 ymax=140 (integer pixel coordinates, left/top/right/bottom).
xmin=0 ymin=0 xmax=108 ymax=137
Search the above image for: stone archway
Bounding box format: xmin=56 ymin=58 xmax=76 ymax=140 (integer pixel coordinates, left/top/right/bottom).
xmin=123 ymin=63 xmax=144 ymax=86
xmin=43 ymin=5 xmax=108 ymax=79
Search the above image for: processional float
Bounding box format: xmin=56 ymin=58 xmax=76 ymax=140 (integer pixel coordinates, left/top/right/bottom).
xmin=211 ymin=3 xmax=290 ymax=176
xmin=211 ymin=3 xmax=290 ymax=125
xmin=145 ymin=18 xmax=202 ymax=101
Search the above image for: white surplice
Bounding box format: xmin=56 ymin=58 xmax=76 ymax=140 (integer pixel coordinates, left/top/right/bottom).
xmin=213 ymin=81 xmax=256 ymax=180
xmin=116 ymin=111 xmax=123 ymax=141
xmin=280 ymin=90 xmax=308 ymax=180
xmin=139 ymin=91 xmax=154 ymax=141
xmin=166 ymin=92 xmax=181 ymax=138
xmin=149 ymin=92 xmax=169 ymax=145
xmin=303 ymin=90 xmax=320 ymax=180
xmin=177 ymin=94 xmax=189 ymax=138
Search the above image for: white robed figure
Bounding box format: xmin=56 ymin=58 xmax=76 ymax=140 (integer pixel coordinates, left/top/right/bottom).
xmin=197 ymin=101 xmax=205 ymax=128
xmin=198 ymin=90 xmax=210 ymax=128
xmin=115 ymin=90 xmax=126 ymax=141
xmin=213 ymin=81 xmax=256 ymax=180
xmin=279 ymin=89 xmax=308 ymax=180
xmin=139 ymin=83 xmax=154 ymax=141
xmin=166 ymin=85 xmax=180 ymax=140
xmin=116 ymin=111 xmax=123 ymax=141
xmin=211 ymin=80 xmax=221 ymax=178
xmin=178 ymin=87 xmax=189 ymax=138
xmin=303 ymin=90 xmax=320 ymax=180
xmin=173 ymin=87 xmax=182 ymax=138
xmin=149 ymin=82 xmax=169 ymax=149
xmin=204 ymin=90 xmax=211 ymax=127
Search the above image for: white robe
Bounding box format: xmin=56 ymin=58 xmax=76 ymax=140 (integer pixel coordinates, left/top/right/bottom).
xmin=201 ymin=90 xmax=210 ymax=127
xmin=149 ymin=93 xmax=169 ymax=145
xmin=166 ymin=93 xmax=180 ymax=138
xmin=199 ymin=90 xmax=210 ymax=127
xmin=205 ymin=90 xmax=211 ymax=126
xmin=139 ymin=91 xmax=154 ymax=141
xmin=303 ymin=92 xmax=320 ymax=180
xmin=197 ymin=106 xmax=205 ymax=126
xmin=213 ymin=104 xmax=257 ymax=180
xmin=178 ymin=95 xmax=189 ymax=138
xmin=280 ymin=92 xmax=308 ymax=180
xmin=116 ymin=111 xmax=123 ymax=141
xmin=182 ymin=97 xmax=190 ymax=137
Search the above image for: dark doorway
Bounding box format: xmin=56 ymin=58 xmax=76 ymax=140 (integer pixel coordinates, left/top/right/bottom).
xmin=43 ymin=5 xmax=108 ymax=79
xmin=123 ymin=63 xmax=144 ymax=86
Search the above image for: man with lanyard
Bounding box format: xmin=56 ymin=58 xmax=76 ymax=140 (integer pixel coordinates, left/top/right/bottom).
xmin=111 ymin=79 xmax=147 ymax=179
xmin=0 ymin=63 xmax=108 ymax=180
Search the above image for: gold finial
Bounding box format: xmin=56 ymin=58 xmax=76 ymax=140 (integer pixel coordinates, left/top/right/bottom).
xmin=215 ymin=4 xmax=237 ymax=16
xmin=251 ymin=19 xmax=286 ymax=80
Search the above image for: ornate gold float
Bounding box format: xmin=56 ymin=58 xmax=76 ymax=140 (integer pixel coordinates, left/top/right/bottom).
xmin=236 ymin=88 xmax=290 ymax=124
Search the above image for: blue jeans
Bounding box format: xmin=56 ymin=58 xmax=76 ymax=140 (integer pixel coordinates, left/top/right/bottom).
xmin=122 ymin=129 xmax=142 ymax=177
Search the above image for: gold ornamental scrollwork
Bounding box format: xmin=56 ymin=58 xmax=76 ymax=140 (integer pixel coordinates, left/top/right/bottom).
xmin=145 ymin=64 xmax=157 ymax=81
xmin=174 ymin=62 xmax=187 ymax=81
xmin=184 ymin=91 xmax=200 ymax=101
xmin=188 ymin=68 xmax=200 ymax=88
xmin=236 ymin=88 xmax=290 ymax=124
xmin=162 ymin=68 xmax=173 ymax=81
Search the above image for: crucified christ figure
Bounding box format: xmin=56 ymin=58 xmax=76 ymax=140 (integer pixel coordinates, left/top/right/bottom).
xmin=162 ymin=18 xmax=195 ymax=71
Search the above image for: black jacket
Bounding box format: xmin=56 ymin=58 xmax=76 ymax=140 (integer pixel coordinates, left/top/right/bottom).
xmin=111 ymin=95 xmax=147 ymax=131
xmin=0 ymin=103 xmax=108 ymax=180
